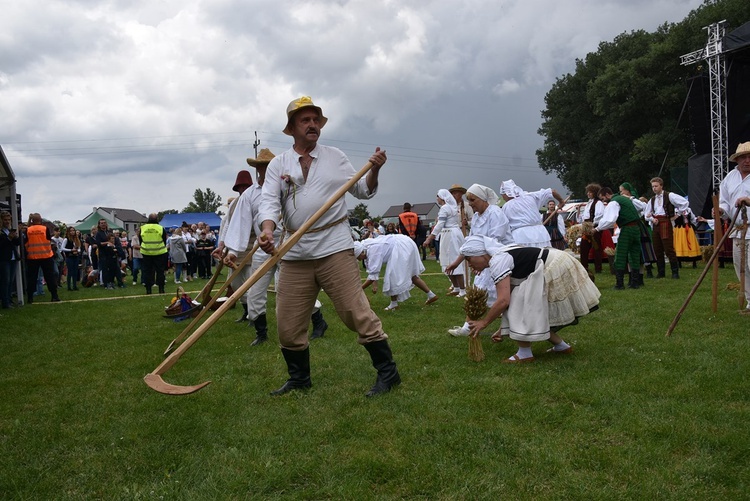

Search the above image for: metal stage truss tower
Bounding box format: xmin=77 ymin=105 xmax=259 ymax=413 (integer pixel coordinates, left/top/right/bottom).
xmin=680 ymin=21 xmax=729 ymax=190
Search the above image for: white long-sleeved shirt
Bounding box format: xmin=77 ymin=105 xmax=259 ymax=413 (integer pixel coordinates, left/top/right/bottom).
xmin=644 ymin=191 xmax=690 ymax=223
xmin=258 ymin=144 xmax=375 ymax=260
xmin=719 ymin=167 xmax=750 ymax=239
xmin=577 ymin=199 xmax=604 ymax=225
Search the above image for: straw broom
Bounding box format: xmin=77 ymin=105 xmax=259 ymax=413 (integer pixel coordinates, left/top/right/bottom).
xmin=464 ymin=285 xmax=488 ymax=362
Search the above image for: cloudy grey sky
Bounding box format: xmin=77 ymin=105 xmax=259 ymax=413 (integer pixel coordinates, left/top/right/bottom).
xmin=1 ymin=0 xmax=704 ymax=225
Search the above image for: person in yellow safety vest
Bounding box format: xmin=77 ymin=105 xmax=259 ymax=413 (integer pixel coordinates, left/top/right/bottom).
xmin=24 ymin=213 xmax=60 ymax=304
xmin=140 ymin=213 xmax=168 ymax=294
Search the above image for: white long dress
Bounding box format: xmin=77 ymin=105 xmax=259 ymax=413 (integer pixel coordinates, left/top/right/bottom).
xmin=362 ymin=234 xmax=425 ymax=302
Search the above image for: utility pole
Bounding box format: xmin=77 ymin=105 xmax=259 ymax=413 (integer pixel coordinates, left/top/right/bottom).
xmin=253 ymin=131 xmax=260 ymax=158
xmin=681 ymin=21 xmax=729 ymax=190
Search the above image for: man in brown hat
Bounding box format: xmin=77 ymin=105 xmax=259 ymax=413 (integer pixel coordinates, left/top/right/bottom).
xmin=718 ymin=141 xmax=750 ymax=311
xmin=258 ymin=96 xmax=399 ymax=397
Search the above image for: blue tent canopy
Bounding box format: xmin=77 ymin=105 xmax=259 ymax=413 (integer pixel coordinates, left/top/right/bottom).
xmin=158 ymin=212 xmax=222 ymax=231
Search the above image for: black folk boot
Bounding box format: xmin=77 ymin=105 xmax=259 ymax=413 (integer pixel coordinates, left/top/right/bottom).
xmin=310 ymin=310 xmax=328 ymax=340
xmin=236 ymin=303 xmax=249 ymax=323
xmin=670 ymin=261 xmax=680 ymax=279
xmin=270 ymin=347 xmax=312 ymax=396
xmin=613 ymin=270 xmax=625 ymax=290
xmin=628 ymin=270 xmax=641 ymax=289
xmin=645 ymin=264 xmax=654 ymax=278
xmin=656 ymin=262 xmax=666 ymax=279
xmin=364 ymin=340 xmax=401 ymax=397
xmin=251 ymin=313 xmax=268 ymax=346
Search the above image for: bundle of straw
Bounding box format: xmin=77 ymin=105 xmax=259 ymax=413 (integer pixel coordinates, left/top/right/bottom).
xmin=463 ymin=285 xmax=488 ymax=362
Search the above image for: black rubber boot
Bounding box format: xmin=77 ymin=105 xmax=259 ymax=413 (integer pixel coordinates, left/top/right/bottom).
xmin=236 ymin=303 xmax=249 ymax=323
xmin=310 ymin=310 xmax=328 ymax=340
xmin=251 ymin=313 xmax=268 ymax=346
xmin=364 ymin=340 xmax=401 ymax=397
xmin=158 ymin=284 xmax=165 ymax=294
xmin=645 ymin=264 xmax=654 ymax=278
xmin=613 ymin=270 xmax=625 ymax=290
xmin=628 ymin=270 xmax=640 ymax=289
xmin=270 ymin=348 xmax=312 ymax=396
xmin=656 ymin=262 xmax=666 ymax=279
xmin=670 ymin=261 xmax=680 ymax=279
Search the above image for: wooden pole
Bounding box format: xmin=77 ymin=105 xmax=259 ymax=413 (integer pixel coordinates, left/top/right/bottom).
xmin=711 ymin=195 xmax=722 ymax=312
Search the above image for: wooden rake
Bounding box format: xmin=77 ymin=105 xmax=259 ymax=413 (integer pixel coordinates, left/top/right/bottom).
xmin=143 ymin=161 xmax=375 ymax=395
xmin=162 ymin=242 xmax=259 ymax=357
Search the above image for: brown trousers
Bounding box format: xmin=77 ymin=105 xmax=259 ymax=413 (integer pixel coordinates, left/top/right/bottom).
xmin=652 ymin=217 xmax=677 ymax=263
xmin=276 ymin=250 xmax=387 ymax=350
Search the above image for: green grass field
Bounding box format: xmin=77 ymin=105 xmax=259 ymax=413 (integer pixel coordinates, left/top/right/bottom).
xmin=1 ymin=257 xmax=748 ymax=499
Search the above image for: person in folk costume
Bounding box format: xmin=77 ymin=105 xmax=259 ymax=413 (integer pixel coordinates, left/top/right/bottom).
xmin=643 ymin=176 xmax=690 ymax=279
xmin=619 ymin=182 xmax=657 ymax=280
xmin=595 ymin=187 xmax=648 ymax=289
xmin=214 ymin=170 xmax=255 ymax=322
xmin=543 ymin=200 xmax=567 ymax=250
xmin=353 ymin=235 xmax=438 ymax=311
xmin=673 ymin=206 xmax=702 ymax=268
xmin=459 ymin=236 xmax=600 ymax=363
xmin=718 ymin=141 xmax=750 ymax=312
xmin=258 ymin=96 xmax=399 ymax=397
xmin=423 ymin=188 xmax=467 ymax=297
xmin=225 ymin=149 xmax=328 ymax=347
xmin=499 ymin=179 xmax=565 ymax=247
xmin=576 ymin=183 xmax=614 ymax=274
xmin=444 ymin=184 xmax=514 ymax=337
xmin=449 ymin=184 xmax=474 ymax=232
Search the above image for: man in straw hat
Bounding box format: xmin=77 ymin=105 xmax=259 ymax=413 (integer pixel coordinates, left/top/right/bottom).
xmin=238 ymin=148 xmax=329 ymax=346
xmin=718 ymin=141 xmax=750 ymax=311
xmin=214 ymin=169 xmax=254 ymax=323
xmin=258 ymin=96 xmax=399 ymax=397
xmin=449 ymin=183 xmax=473 ymax=229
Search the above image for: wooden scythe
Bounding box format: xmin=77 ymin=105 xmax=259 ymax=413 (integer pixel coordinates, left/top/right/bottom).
xmin=162 ymin=242 xmax=260 ymax=357
xmin=665 ymin=206 xmax=743 ymax=337
xmin=144 ymin=161 xmax=375 ymax=395
xmin=738 ymin=206 xmax=748 ymax=310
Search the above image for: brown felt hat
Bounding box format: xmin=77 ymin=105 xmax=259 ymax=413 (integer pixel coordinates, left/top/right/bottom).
xmin=232 ymin=170 xmax=253 ymax=192
xmin=246 ymin=148 xmax=275 ymax=168
xmin=282 ymin=96 xmax=328 ymax=136
xmin=448 ymin=184 xmax=467 ymax=194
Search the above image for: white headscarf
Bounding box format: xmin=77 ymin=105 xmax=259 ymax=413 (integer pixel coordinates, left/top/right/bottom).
xmin=467 ymin=184 xmax=499 ymax=206
xmin=437 ymin=188 xmax=458 ymax=208
xmin=460 ymin=235 xmax=505 ymax=257
xmin=499 ymin=179 xmax=524 ymax=198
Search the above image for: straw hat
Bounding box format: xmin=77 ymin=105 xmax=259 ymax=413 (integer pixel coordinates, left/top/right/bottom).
xmin=729 ymin=142 xmax=750 ymax=162
xmin=282 ymin=96 xmax=328 ymax=136
xmin=232 ymin=170 xmax=253 ymax=192
xmin=448 ymin=183 xmax=467 ymax=194
xmin=246 ymin=148 xmax=275 ymax=168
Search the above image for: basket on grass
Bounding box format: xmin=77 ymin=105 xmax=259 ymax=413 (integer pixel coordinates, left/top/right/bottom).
xmin=463 ymin=285 xmax=487 ymax=362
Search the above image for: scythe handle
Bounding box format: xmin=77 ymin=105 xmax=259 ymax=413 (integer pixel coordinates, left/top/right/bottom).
xmin=163 ymin=242 xmax=259 ymax=356
xmin=666 ymin=206 xmax=742 ymax=336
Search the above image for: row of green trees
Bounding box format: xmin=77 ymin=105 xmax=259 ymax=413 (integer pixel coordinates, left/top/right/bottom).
xmin=536 ymin=0 xmax=750 ymax=198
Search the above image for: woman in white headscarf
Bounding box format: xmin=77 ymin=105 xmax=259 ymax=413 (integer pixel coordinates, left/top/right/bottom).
xmin=459 ymin=235 xmax=600 ymax=363
xmin=353 ymin=235 xmax=438 ymax=310
xmin=423 ymin=188 xmax=466 ymax=296
xmin=445 ymin=184 xmax=514 ymax=336
xmin=499 ymin=179 xmax=565 ymax=247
